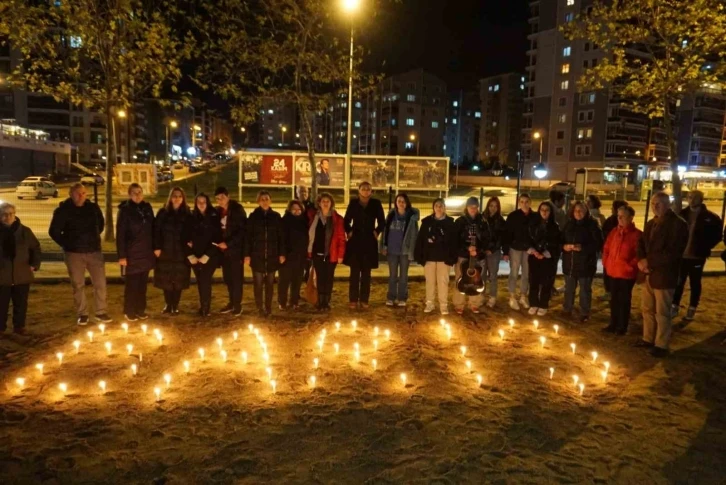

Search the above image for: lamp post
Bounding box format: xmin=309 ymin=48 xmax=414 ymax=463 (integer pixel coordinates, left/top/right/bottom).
xmin=191 ymin=124 xmax=201 ymax=158
xmin=165 ymin=120 xmax=177 ymax=165
xmin=533 ymin=130 xmax=543 ymax=164
xmin=410 ymin=133 xmax=419 ymax=156
xmin=240 ymin=127 xmax=247 ymax=146
xmin=342 ymin=0 xmax=361 ymax=205
xmin=281 ymin=125 xmax=287 ymax=146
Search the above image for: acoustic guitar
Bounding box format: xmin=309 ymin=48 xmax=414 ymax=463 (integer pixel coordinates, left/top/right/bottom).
xmin=456 ymin=235 xmax=485 ymax=296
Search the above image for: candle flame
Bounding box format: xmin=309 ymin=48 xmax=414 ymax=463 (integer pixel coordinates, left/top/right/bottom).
xmin=400 ymin=373 xmax=407 ymax=386
xmin=56 ymin=352 xmax=64 ymax=364
xmin=372 ymin=358 xmax=377 ymax=370
xmin=549 ymin=367 xmax=555 ymax=379
xmin=154 ymin=387 xmax=161 ymax=401
xmin=99 ymin=380 xmax=106 ymax=393
xmin=476 ymin=374 xmax=483 ymax=387
xmin=460 ymin=345 xmax=467 ymax=356
xmin=310 ymin=375 xmax=316 ymax=388
xmin=15 ymin=377 xmax=25 ymax=387
xmin=570 ymin=343 xmax=576 ymax=354
xmin=184 ymin=361 xmax=190 ymax=373
xmin=241 ymin=351 xmax=248 ymax=364
xmin=553 ymin=324 xmax=559 ymax=335
xmin=313 ymin=357 xmax=319 ymax=369
xmin=131 ymin=364 xmax=137 ymax=375
xmin=579 ymin=383 xmax=585 ymax=396
xmin=58 ymin=382 xmax=68 ymax=394
xmin=270 ymin=380 xmax=277 ymax=393
xmin=35 ymin=363 xmax=44 ymax=375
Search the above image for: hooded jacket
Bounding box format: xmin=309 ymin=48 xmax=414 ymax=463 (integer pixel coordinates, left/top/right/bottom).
xmin=116 ymin=199 xmax=155 ymax=275
xmin=49 ymin=198 xmax=104 ymax=253
xmin=0 ymin=218 xmax=41 ymax=286
xmin=381 ymin=207 xmax=420 ymax=260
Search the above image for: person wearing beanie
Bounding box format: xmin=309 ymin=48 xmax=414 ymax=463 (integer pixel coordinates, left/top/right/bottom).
xmin=452 ymin=196 xmax=489 ymax=314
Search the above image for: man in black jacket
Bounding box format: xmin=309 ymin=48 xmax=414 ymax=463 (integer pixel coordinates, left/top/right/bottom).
xmin=504 ymin=193 xmax=535 ymax=310
xmin=49 ymin=183 xmax=111 ymax=325
xmin=672 ymin=190 xmax=722 ymax=322
xmin=215 ymin=186 xmax=247 ymax=316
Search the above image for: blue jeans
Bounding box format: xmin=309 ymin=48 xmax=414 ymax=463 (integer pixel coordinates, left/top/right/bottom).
xmin=387 ymin=254 xmax=410 ymax=301
xmin=564 ymin=276 xmax=593 ymax=315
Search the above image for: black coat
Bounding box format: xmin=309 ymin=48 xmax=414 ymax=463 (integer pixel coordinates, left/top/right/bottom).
xmin=153 ymin=207 xmax=191 ymax=291
xmin=679 ymin=205 xmax=722 ymax=259
xmin=116 ymin=199 xmax=155 ymax=275
xmin=484 ymin=212 xmax=506 ymax=253
xmin=343 ymin=197 xmax=385 ymax=268
xmin=281 ymin=212 xmax=309 ymax=262
xmin=186 ymin=209 xmax=222 ymax=260
xmin=561 ymin=217 xmax=603 ymax=278
xmin=504 ymin=209 xmax=536 ymax=253
xmin=528 ymin=215 xmax=562 ymax=261
xmin=49 ymin=198 xmax=104 ymax=253
xmin=453 ymin=212 xmax=489 ymax=260
xmin=602 ymin=214 xmax=619 ymax=242
xmin=244 ymin=207 xmax=285 ymax=273
xmin=0 ymin=218 xmax=41 ymax=286
xmin=414 ymin=214 xmax=457 ymax=266
xmin=218 ymin=200 xmax=247 ymax=259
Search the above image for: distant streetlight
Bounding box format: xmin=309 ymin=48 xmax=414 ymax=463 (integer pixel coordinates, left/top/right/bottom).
xmin=281 ymin=125 xmax=287 ymax=145
xmin=117 ymin=109 xmax=127 ymax=118
xmin=409 ymin=133 xmax=419 ymax=155
xmin=165 ymin=119 xmax=178 ymax=165
xmin=342 ymin=0 xmax=361 ymax=204
xmin=534 ymin=162 xmax=548 ymax=179
xmin=532 ymin=130 xmax=543 ymax=163
xmin=170 ymin=120 xmax=178 ymax=128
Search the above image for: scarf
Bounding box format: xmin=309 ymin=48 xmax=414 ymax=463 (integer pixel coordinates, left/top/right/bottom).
xmin=308 ymin=210 xmax=335 ymax=258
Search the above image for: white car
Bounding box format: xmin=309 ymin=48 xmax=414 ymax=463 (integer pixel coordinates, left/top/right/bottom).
xmin=16 ymin=180 xmax=59 ymax=199
xmin=81 ymin=174 xmax=104 ymax=186
xmin=445 ymin=187 xmax=518 ymax=215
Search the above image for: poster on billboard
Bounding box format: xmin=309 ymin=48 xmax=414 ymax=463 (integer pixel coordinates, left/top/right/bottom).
xmin=397 ymin=157 xmax=448 ymax=190
xmin=350 ymin=157 xmax=396 ymax=189
xmin=240 ymin=153 xmax=292 ymax=185
xmin=294 ymin=155 xmax=345 ymax=188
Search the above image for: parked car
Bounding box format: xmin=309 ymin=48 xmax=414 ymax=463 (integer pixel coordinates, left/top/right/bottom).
xmin=444 ymin=187 xmax=518 ymax=215
xmin=548 ymin=181 xmax=575 ymax=193
xmin=16 ymin=180 xmax=59 ymax=199
xmin=81 ymin=173 xmax=105 ymax=186
xmin=21 ymin=176 xmax=53 ymax=184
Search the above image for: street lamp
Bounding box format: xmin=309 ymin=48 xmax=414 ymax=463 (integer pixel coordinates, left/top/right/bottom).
xmin=342 ymin=0 xmax=361 ymax=204
xmin=534 ymin=163 xmax=548 ymax=179
xmin=281 ymin=126 xmax=287 ymax=145
xmin=410 ymin=133 xmax=420 ymax=156
xmin=532 ymin=130 xmax=543 ymax=163
xmin=240 ymin=127 xmax=247 ymax=146
xmin=117 ymin=109 xmax=127 ymax=119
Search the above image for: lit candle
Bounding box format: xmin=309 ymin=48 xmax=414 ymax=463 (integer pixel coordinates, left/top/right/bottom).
xmin=126 ymin=344 xmax=133 ymax=356
xmin=553 ymin=324 xmax=559 ymax=335
xmin=354 ymin=351 xmax=360 ymax=362
xmin=164 ymin=373 xmax=171 ymax=389
xmin=313 ymin=357 xmax=319 ymax=369
xmin=579 ymin=383 xmax=585 ymax=396
xmin=570 ymin=343 xmax=576 ymax=354
xmin=248 ymin=324 xmax=254 ymax=333
xmin=221 ymin=350 xmax=228 ymax=363
xmin=465 ymin=360 xmax=472 ymax=370
xmin=317 ymin=340 xmax=324 ymax=352
xmin=373 ymin=339 xmax=379 ymax=351
xmin=15 ymin=377 xmax=25 ymax=389
xmin=604 ymin=361 xmax=611 ymax=372
xmin=261 ymin=343 xmax=267 ymax=353
xmin=374 ymin=326 xmax=380 ymax=336
xmin=216 ymin=337 xmax=223 ymax=350
xmin=354 ymin=342 xmax=360 ymax=352
xmin=446 ymin=328 xmax=452 ymax=340
xmin=198 ymin=348 xmax=205 ymax=362
xmin=549 ymin=367 xmax=555 ymax=379
xmin=121 ymin=322 xmax=129 ymax=334
xmin=98 ymin=323 xmax=105 ymax=335
xmin=156 ymin=333 xmax=163 ymax=345
xmin=254 ymin=328 xmax=260 ymax=337
xmin=131 ymin=364 xmax=137 ymax=376
xmin=154 ymin=387 xmax=161 ymax=402
xmin=533 ymin=320 xmax=539 ymax=330
xmin=460 ymin=345 xmax=467 ymax=356
xmin=572 ymin=375 xmax=579 ymax=386
xmin=139 ymin=352 xmax=143 ymax=362
xmin=73 ymin=340 xmax=80 ymax=353
xmin=591 ymin=351 xmax=598 ymax=363
xmin=309 ymin=375 xmax=316 ymax=388
xmin=270 ymin=380 xmax=277 ymax=393
xmin=508 ymin=318 xmax=515 ymax=329
xmin=105 ymin=342 xmax=112 ymax=355
xmin=56 ymin=352 xmax=64 ymax=365
xmin=321 ymin=328 xmax=327 ymax=338
xmin=266 ymin=367 xmax=272 ymax=380
xmin=58 ymin=382 xmax=68 ymax=395
xmin=372 ymin=358 xmax=377 ymax=371
xmin=539 ymin=336 xmax=546 ymax=349
xmin=98 ymin=380 xmax=106 ymax=394
xmin=263 ymin=352 xmax=270 ymax=363
xmin=141 ymin=324 xmax=148 ymax=335
xmin=233 ymin=331 xmax=239 ymax=341
xmin=400 ymin=373 xmax=407 ymax=387
xmin=498 ymin=329 xmax=505 ymax=340
xmin=351 ymin=320 xmax=357 ymax=331
xmin=384 ymin=329 xmax=391 ymax=340
xmin=439 ymin=319 xmax=446 ymax=327
xmin=241 ymin=351 xmax=248 ymax=364
xmin=87 ymin=331 xmax=94 ymax=342
xmin=153 ymin=328 xmax=160 ymax=337
xmin=334 ymin=343 xmax=339 ymax=354
xmin=184 ymin=361 xmax=190 ymax=373
xmin=601 ymin=370 xmax=608 ymax=382
xmin=35 ymin=363 xmax=44 ymax=375
xmin=476 ymin=374 xmax=483 ymax=387
xmin=335 ymin=321 xmax=341 ymax=332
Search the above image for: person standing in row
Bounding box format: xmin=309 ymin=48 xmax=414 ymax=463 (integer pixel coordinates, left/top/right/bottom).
xmin=549 ymin=191 xmax=568 ymax=229
xmin=296 ymin=185 xmax=315 ymax=214
xmin=483 ymin=196 xmax=506 ymax=309
xmin=415 ymin=198 xmax=456 ymax=315
xmin=505 ymin=193 xmax=534 ymax=311
xmin=672 ymin=190 xmax=722 ymax=322
xmin=0 ymin=203 xmax=40 ymax=336
xmin=279 ymin=200 xmax=309 ymax=310
xmin=587 ymin=195 xmax=606 ymax=228
xmin=245 ymin=191 xmax=285 ymax=317
xmin=562 ymin=201 xmax=603 ymax=323
xmin=49 ymin=183 xmax=111 ymax=325
xmin=308 ymin=193 xmax=346 ymax=311
xmin=344 ymin=181 xmax=385 ymax=310
xmin=116 ymin=183 xmax=155 ymax=321
xmin=154 ymin=187 xmax=191 ymax=315
xmin=602 ymin=205 xmax=641 ymax=335
xmin=452 ymin=197 xmax=488 ymax=315
xmin=636 ymin=192 xmax=688 ymax=358
xmin=187 ymin=193 xmax=221 ymax=317
xmin=381 ymin=193 xmax=420 ymax=308
xmin=599 ymin=200 xmax=629 ymax=302
xmin=214 ymin=186 xmax=246 ymax=316
xmin=527 ymin=201 xmax=561 ymax=316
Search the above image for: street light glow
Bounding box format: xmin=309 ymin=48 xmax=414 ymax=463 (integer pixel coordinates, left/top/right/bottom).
xmin=410 ymin=134 xmax=416 ymax=141
xmin=240 ymin=127 xmax=246 ymax=132
xmin=532 ymin=131 xmax=541 ymax=140
xmin=281 ymin=126 xmax=287 ymax=132
xmin=534 ymin=162 xmax=548 ymax=179
xmin=117 ymin=109 xmax=127 ymax=118
xmin=170 ymin=120 xmax=178 ymax=128
xmin=342 ymin=0 xmax=361 ymax=12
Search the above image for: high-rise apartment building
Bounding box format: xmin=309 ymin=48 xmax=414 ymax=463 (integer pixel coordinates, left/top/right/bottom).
xmin=444 ymin=90 xmax=481 ymax=166
xmin=479 ymin=73 xmax=524 ymax=167
xmin=677 ymin=86 xmax=726 ymax=168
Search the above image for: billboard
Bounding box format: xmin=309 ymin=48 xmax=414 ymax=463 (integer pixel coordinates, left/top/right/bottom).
xmin=397 ymin=158 xmax=448 ymax=189
xmin=240 ymin=154 xmax=292 ymax=185
xmin=351 ymin=157 xmax=396 ymax=189
xmin=295 ymin=156 xmax=345 ymax=188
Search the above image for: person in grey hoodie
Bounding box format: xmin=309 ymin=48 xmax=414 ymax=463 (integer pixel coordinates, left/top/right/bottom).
xmin=381 ymin=193 xmax=420 ymax=307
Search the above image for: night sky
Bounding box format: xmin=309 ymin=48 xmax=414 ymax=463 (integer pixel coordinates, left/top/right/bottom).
xmin=360 ymin=0 xmax=529 ymax=90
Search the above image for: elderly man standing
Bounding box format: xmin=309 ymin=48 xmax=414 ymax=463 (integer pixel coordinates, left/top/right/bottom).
xmin=635 ymin=192 xmax=688 ymax=357
xmin=49 ymin=183 xmax=111 ymax=326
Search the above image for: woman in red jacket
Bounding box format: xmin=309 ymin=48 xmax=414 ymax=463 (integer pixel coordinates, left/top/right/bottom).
xmin=307 ymin=192 xmax=346 ymax=311
xmin=602 ymin=205 xmax=642 ymax=335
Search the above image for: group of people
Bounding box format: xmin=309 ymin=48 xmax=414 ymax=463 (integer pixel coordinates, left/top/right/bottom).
xmin=0 ymin=180 xmax=721 ymax=359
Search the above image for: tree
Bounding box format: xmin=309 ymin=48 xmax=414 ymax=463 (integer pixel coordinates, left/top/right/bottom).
xmin=0 ymin=0 xmax=191 ymax=240
xmin=194 ymin=0 xmax=384 ymax=200
xmin=563 ymin=0 xmax=726 ymax=206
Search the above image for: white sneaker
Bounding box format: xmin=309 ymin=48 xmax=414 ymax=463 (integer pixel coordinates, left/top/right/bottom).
xmin=509 ymin=297 xmax=520 ymax=311
xmin=386 ymin=300 xmax=395 ymax=307
xmin=528 ymin=306 xmax=538 ymax=315
xmin=486 ymin=297 xmax=496 ymax=309
xmin=396 ymin=301 xmax=407 ymax=308
xmin=537 ymin=308 xmax=547 ymax=316
xmin=519 ymin=296 xmax=530 ymax=310
xmin=441 ymin=306 xmax=449 ymax=316
xmin=424 ymin=302 xmax=436 ymax=313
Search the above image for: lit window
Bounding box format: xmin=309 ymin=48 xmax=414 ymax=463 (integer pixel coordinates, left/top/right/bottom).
xmin=268 ymin=109 xmax=274 ymax=114
xmin=492 ymin=121 xmax=498 ymax=127
xmin=488 ymin=86 xmax=493 ymax=92
xmin=443 ymin=144 xmax=447 ymax=150
xmin=475 ymin=111 xmax=481 ymax=118
xmin=520 ymin=84 xmax=525 ymax=90
xmin=494 ymin=84 xmax=500 ymax=92
xmin=586 ymin=128 xmax=593 ymax=138
xmin=431 ymin=121 xmax=439 ymax=128
xmin=406 ymin=118 xmax=415 ymax=126
xmin=577 ymin=129 xmax=584 ymax=139
xmin=452 ymin=119 xmax=457 ymax=125
xmin=452 ymin=101 xmax=458 ymax=107
xmin=341 ymin=102 xmax=347 ymax=108
xmin=564 ymin=12 xmax=574 ymax=22
xmin=407 ymin=94 xmax=416 ymax=102
xmin=589 ymin=93 xmax=596 ymax=103
xmin=405 ymin=142 xmax=414 ymax=149
xmin=563 ymin=46 xmax=571 ymax=57
xmin=354 ymin=121 xmax=360 ymax=127
xmin=391 ymin=119 xmax=397 ymax=126
xmin=355 ymin=101 xmax=362 ymax=108
xmin=561 ymin=80 xmax=569 ymax=90
xmin=567 ymin=0 xmax=574 ymax=5
xmin=562 ymin=63 xmax=570 ymax=74
xmin=70 ymin=36 xmax=82 ymax=48
xmin=558 ymin=114 xmax=567 ymax=123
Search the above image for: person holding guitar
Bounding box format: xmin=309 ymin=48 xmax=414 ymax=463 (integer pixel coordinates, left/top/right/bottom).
xmin=527 ymin=201 xmax=562 ymax=316
xmin=453 ymin=197 xmax=489 ymax=315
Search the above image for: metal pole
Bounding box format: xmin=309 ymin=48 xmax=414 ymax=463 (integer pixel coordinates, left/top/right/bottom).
xmin=516 ymin=155 xmax=522 ymax=200
xmin=479 ymin=187 xmax=484 ymax=209
xmin=721 ymin=191 xmax=726 ymax=227
xmin=165 ymin=124 xmax=169 ymax=165
xmin=388 ymin=185 xmax=393 ymax=212
xmin=344 ymin=18 xmax=354 ymax=206
xmin=644 ymin=189 xmax=652 ymax=224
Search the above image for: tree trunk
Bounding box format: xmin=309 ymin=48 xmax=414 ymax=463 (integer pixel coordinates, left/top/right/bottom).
xmin=300 ymin=109 xmax=318 ymax=200
xmin=663 ymin=98 xmax=682 ymax=212
xmin=104 ymin=104 xmax=116 ymax=242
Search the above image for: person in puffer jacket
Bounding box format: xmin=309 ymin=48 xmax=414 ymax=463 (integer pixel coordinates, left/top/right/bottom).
xmin=452 ymin=197 xmax=489 ymax=314
xmin=381 ymin=193 xmax=420 ymax=307
xmin=602 ymin=205 xmax=641 ymax=336
xmin=526 ymin=202 xmax=561 ymax=316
